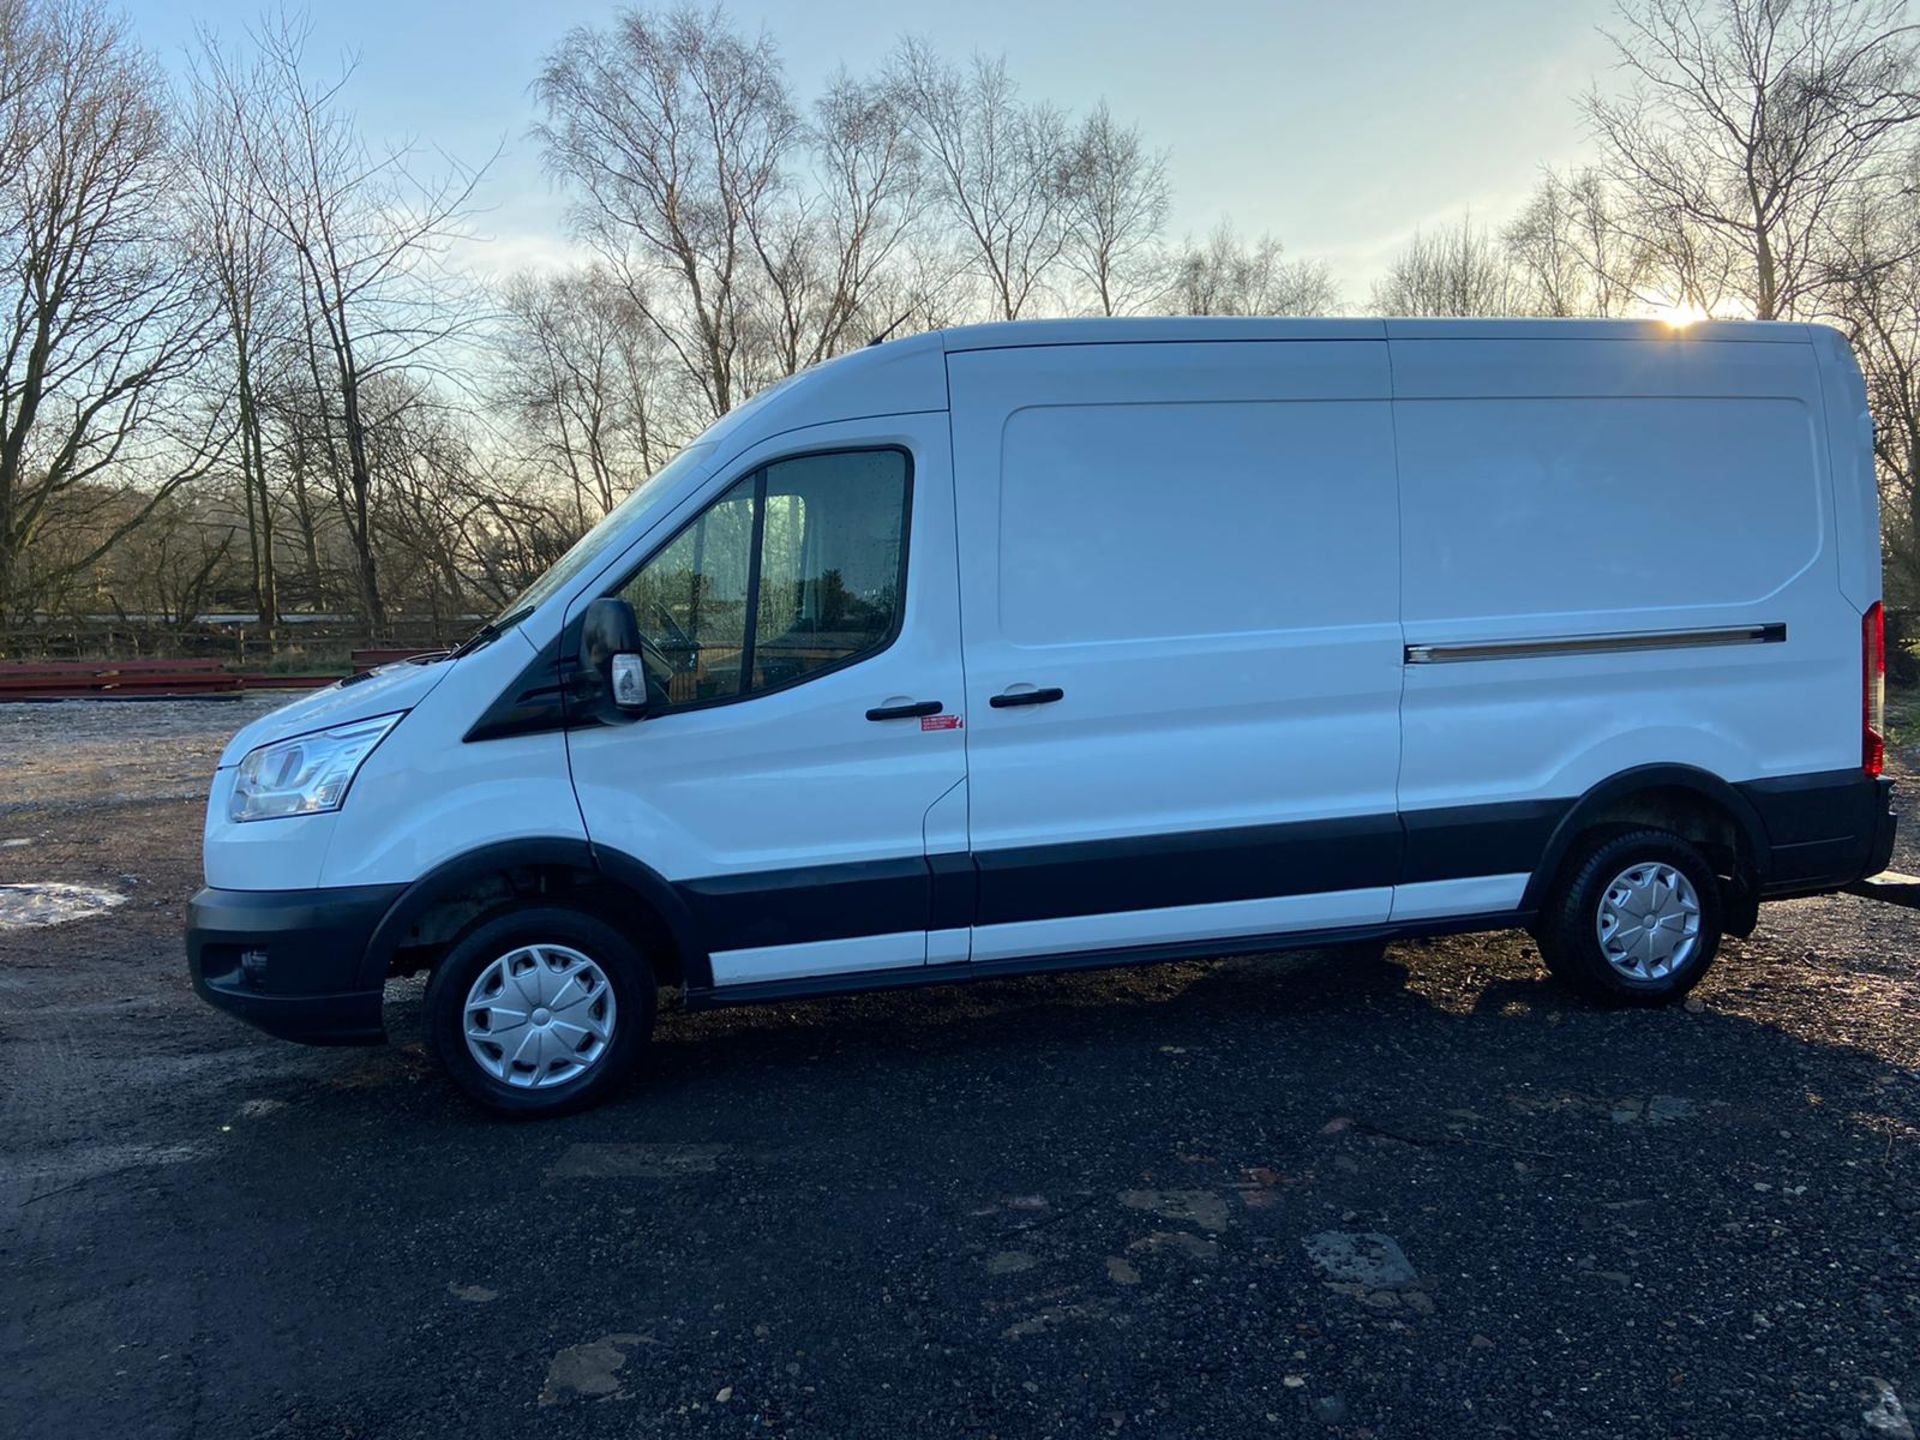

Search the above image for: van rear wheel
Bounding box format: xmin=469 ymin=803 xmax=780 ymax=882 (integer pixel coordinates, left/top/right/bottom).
xmin=1536 ymin=830 xmax=1723 ymax=1005
xmin=425 ymin=905 xmax=655 ymax=1115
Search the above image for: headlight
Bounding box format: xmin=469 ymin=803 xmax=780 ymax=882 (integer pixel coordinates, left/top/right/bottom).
xmin=229 ymin=713 xmax=403 ymax=823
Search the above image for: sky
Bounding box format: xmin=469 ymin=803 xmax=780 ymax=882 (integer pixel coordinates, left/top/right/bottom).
xmin=130 ymin=0 xmax=1627 ymax=303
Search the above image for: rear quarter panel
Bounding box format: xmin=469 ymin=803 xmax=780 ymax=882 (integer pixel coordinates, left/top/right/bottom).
xmin=1393 ymin=334 xmax=1857 ymax=820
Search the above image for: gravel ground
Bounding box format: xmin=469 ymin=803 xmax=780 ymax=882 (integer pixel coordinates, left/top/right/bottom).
xmin=1 ymin=700 xmax=1917 ymax=1440
xmin=0 ymin=696 xmax=282 ymax=817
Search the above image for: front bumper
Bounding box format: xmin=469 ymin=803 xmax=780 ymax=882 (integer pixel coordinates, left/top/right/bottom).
xmin=187 ymin=884 xmax=406 ymax=1045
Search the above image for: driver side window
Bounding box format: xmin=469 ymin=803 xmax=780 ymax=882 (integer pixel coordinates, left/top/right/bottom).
xmin=614 ymin=449 xmax=909 ymax=710
xmin=620 ymin=475 xmax=755 ymax=707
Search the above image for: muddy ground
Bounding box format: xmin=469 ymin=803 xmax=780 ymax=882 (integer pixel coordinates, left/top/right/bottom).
xmin=1 ymin=698 xmax=1917 ymax=1439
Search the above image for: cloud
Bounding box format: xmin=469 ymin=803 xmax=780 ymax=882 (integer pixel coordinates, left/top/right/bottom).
xmin=449 ymin=225 xmax=588 ymax=284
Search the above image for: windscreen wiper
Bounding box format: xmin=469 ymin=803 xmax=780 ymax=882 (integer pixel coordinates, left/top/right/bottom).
xmin=450 ymin=605 xmax=534 ymax=659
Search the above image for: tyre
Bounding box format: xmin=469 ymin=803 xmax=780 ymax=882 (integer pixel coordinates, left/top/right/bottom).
xmin=425 ymin=905 xmax=655 ymax=1115
xmin=1535 ymin=829 xmax=1723 ymax=1005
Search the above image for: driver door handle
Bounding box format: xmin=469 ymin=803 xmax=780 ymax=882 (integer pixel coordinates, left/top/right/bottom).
xmin=866 ymin=699 xmax=944 ymax=721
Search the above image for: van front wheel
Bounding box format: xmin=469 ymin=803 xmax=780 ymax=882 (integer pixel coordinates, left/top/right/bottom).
xmin=1536 ymin=830 xmax=1723 ymax=1005
xmin=425 ymin=906 xmax=655 ymax=1115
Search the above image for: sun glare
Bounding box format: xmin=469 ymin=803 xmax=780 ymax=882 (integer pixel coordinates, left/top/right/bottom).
xmin=1656 ymin=300 xmax=1712 ymax=328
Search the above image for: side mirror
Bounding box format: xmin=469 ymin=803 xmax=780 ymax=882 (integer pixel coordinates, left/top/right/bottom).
xmin=580 ymin=597 xmax=648 ymax=717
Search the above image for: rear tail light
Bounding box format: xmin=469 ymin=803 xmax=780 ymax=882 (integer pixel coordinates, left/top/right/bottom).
xmin=1864 ymin=601 xmax=1886 ymax=777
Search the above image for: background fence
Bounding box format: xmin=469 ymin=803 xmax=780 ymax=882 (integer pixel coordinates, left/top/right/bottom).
xmin=0 ymin=617 xmax=467 ymax=672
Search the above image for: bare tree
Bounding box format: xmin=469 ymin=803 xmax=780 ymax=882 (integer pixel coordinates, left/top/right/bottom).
xmin=1504 ymin=168 xmax=1653 ymax=316
xmin=1061 ymin=101 xmax=1169 ymax=315
xmin=181 ymin=30 xmax=289 ymax=629
xmin=98 ymin=489 xmax=235 ymax=634
xmin=231 ymin=14 xmax=489 ymax=636
xmin=1169 ymin=222 xmax=1337 ymax=317
xmin=1587 ymin=0 xmax=1920 ymax=321
xmin=744 ymin=69 xmax=926 ymax=373
xmin=1829 ymin=152 xmax=1920 ymax=598
xmin=1371 ymin=216 xmax=1518 ymax=317
xmin=853 ymin=237 xmax=974 ymax=337
xmin=536 ymin=4 xmax=798 ymax=421
xmin=495 ymin=265 xmax=675 ymax=529
xmin=465 ymin=485 xmax=581 ymax=611
xmin=890 ymin=40 xmax=1071 ymax=321
xmin=0 ymin=0 xmax=224 ymax=635
xmin=256 ymin=367 xmax=333 ymax=612
xmin=362 ymin=373 xmax=486 ymax=630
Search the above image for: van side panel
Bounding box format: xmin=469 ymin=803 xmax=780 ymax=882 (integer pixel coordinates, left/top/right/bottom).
xmin=1392 ymin=337 xmax=1856 ymax=886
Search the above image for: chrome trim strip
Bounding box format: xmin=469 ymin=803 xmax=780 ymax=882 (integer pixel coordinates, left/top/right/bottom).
xmin=1405 ymin=622 xmax=1786 ymax=665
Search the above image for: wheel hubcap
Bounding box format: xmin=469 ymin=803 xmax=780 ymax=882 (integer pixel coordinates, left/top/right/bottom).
xmin=463 ymin=943 xmax=616 ymax=1089
xmin=1595 ymin=862 xmax=1702 ymax=981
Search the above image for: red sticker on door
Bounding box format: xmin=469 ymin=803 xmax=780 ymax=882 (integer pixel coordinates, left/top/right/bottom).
xmin=922 ymin=713 xmax=964 ymax=731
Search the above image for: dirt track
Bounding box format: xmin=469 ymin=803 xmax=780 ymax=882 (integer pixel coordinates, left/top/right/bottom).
xmin=2 ymin=699 xmax=1917 ymax=1439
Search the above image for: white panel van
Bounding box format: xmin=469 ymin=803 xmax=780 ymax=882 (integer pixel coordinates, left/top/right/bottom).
xmin=187 ymin=318 xmax=1898 ymax=1114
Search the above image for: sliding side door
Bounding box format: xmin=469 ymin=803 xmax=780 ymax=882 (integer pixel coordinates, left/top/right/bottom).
xmin=947 ymin=340 xmax=1404 ymax=964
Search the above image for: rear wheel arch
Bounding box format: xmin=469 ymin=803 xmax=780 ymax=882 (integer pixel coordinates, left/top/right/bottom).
xmin=359 ymin=838 xmax=708 ymax=994
xmin=1522 ymin=766 xmax=1769 ymax=923
xmin=1536 ymin=827 xmax=1726 ymax=1003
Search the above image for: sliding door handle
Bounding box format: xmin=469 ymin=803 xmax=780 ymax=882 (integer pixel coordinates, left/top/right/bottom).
xmin=989 ymin=686 xmax=1064 ymax=708
xmin=866 ymin=699 xmax=944 ymax=721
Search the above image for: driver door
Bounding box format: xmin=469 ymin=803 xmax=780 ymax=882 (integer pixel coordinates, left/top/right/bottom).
xmin=565 ymin=414 xmax=968 ymax=989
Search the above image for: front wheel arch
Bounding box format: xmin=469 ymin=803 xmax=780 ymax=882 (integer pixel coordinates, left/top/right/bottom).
xmin=425 ymin=903 xmax=658 ymax=1114
xmin=358 ymin=838 xmax=709 ymax=994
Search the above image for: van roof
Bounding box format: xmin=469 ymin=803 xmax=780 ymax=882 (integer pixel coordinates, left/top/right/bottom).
xmin=932 ymin=316 xmax=1815 ymax=350
xmin=734 ymin=314 xmax=1823 ymax=448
